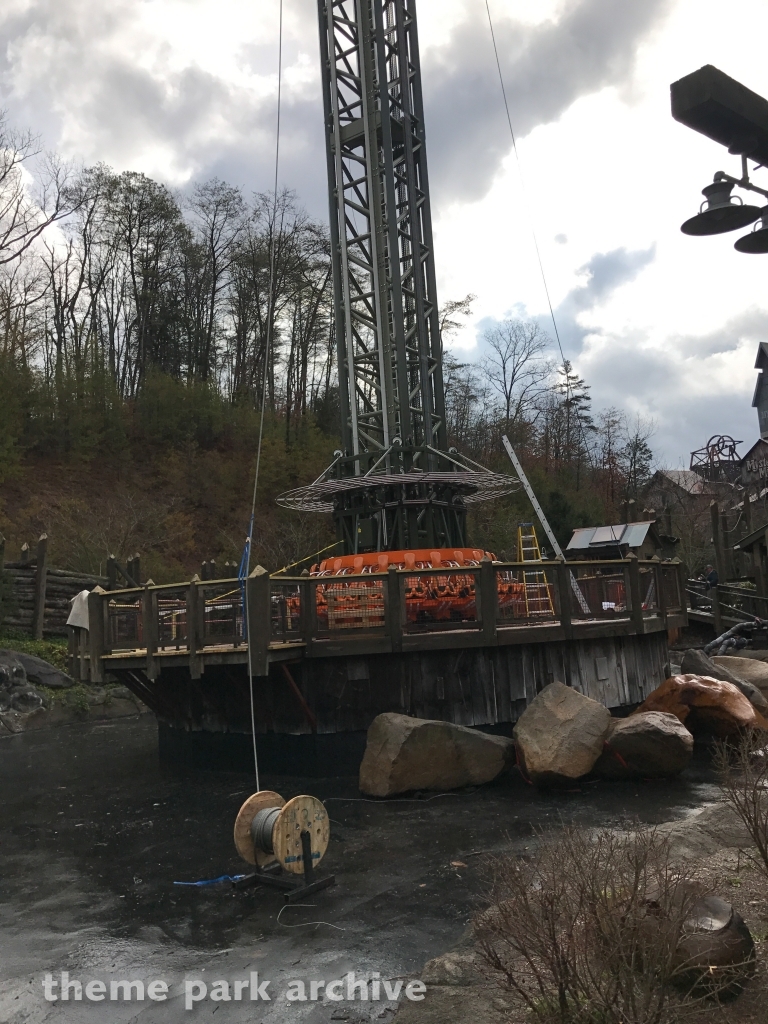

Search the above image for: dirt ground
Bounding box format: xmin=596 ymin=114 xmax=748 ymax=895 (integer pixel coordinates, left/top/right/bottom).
xmin=396 ymin=801 xmax=768 ymax=1024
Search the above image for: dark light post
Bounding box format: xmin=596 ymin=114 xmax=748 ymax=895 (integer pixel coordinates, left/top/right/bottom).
xmin=672 ymin=65 xmax=768 ymax=252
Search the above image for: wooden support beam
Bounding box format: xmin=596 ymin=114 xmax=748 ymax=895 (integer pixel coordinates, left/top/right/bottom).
xmin=87 ymin=586 xmax=106 ymax=683
xmin=710 ymin=501 xmax=727 ymax=583
xmin=302 ymin=577 xmax=317 ymax=646
xmin=479 ymin=557 xmax=497 ymax=645
xmin=626 ymin=554 xmax=645 ymax=635
xmin=655 ymin=562 xmax=667 ymax=627
xmin=107 ymin=555 xmax=117 ymax=591
xmin=187 ymin=577 xmax=200 ymax=680
xmin=20 ymin=542 xmax=29 ymax=564
xmin=279 ymin=663 xmax=317 ymax=732
xmin=711 ymin=584 xmax=723 ymax=636
xmin=143 ymin=582 xmax=159 ymax=680
xmin=32 ymin=533 xmax=48 ymax=639
xmin=246 ymin=566 xmax=270 ymax=676
xmin=386 ymin=566 xmax=403 ymax=653
xmin=555 ymin=558 xmax=572 ymax=639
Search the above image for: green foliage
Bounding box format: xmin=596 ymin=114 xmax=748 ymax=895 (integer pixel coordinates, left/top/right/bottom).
xmin=134 ymin=370 xmax=227 ymax=447
xmin=0 ymin=628 xmax=69 ymax=671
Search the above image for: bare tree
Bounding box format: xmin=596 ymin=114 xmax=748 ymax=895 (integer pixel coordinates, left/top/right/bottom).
xmin=481 ymin=318 xmax=551 ymax=427
xmin=438 ymin=292 xmax=475 ymax=344
xmin=0 ymin=112 xmax=81 ymax=267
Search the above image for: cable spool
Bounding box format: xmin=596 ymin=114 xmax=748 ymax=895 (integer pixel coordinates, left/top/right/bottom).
xmin=234 ymin=790 xmax=330 ymax=875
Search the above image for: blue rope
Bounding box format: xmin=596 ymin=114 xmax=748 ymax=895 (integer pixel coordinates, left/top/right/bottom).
xmin=174 ymin=874 xmax=246 ymax=887
xmin=238 ymin=513 xmax=254 ymax=640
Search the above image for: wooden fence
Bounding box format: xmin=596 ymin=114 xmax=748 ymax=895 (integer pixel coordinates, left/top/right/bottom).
xmin=1 ymin=534 xmax=107 ymax=638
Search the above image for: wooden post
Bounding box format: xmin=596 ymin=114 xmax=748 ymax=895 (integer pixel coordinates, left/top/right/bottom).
xmin=302 ymin=575 xmax=316 ymax=646
xmin=386 ymin=566 xmax=403 ymax=652
xmin=187 ymin=576 xmax=200 ymax=680
xmin=67 ymin=626 xmax=76 ymax=679
xmin=711 ymin=584 xmax=723 ymax=636
xmin=201 ymin=561 xmax=209 ymax=581
xmin=87 ymin=586 xmax=106 ymax=684
xmin=209 ymin=559 xmax=217 ymax=581
xmin=20 ymin=542 xmax=29 ymax=564
xmin=143 ymin=581 xmax=158 ymax=680
xmin=246 ymin=566 xmax=270 ymax=676
xmin=107 ymin=555 xmax=117 ymax=591
xmin=626 ymin=554 xmax=645 ymax=635
xmin=710 ymin=501 xmax=727 ymax=583
xmin=655 ymin=559 xmax=667 ymax=626
xmin=32 ymin=533 xmax=48 ymax=639
xmin=0 ymin=532 xmax=5 ymax=569
xmin=479 ymin=556 xmax=497 ymax=644
xmin=555 ymin=557 xmax=572 ymax=639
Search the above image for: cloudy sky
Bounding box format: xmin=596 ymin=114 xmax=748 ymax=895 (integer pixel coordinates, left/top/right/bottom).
xmin=2 ymin=0 xmax=768 ymax=466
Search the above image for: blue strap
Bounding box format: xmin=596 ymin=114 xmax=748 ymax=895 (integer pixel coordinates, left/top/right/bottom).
xmin=238 ymin=514 xmax=254 ymax=640
xmin=173 ymin=874 xmax=246 ymax=887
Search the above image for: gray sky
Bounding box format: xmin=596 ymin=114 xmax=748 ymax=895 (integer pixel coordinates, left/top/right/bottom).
xmin=2 ymin=0 xmax=766 ymax=465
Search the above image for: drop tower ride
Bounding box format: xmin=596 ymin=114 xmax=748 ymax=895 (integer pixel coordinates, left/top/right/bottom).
xmin=277 ymin=0 xmax=514 ymax=555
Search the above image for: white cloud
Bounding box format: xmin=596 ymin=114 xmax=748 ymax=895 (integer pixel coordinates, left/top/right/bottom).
xmin=1 ymin=0 xmax=766 ymax=465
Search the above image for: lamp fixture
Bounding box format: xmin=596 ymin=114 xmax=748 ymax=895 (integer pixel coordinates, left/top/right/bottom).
xmin=680 ymin=179 xmax=762 ymax=235
xmin=734 ymin=208 xmax=768 ymax=253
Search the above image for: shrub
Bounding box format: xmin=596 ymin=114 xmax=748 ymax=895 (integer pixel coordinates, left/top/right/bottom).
xmin=475 ymin=826 xmax=717 ymax=1024
xmin=715 ymin=732 xmax=768 ymax=878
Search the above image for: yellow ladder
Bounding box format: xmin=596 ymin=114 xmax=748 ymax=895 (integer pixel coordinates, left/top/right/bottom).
xmin=516 ymin=523 xmax=555 ymax=617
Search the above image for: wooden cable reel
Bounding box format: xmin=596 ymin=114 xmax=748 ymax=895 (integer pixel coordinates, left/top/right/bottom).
xmin=233 ymin=790 xmax=334 ymax=900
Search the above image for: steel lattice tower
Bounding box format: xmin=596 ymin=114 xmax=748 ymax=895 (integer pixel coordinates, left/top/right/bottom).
xmin=276 ymin=1 xmax=517 ymax=553
xmin=318 ymin=0 xmax=446 ymax=461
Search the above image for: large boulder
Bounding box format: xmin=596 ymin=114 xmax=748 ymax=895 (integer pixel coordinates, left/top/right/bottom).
xmin=359 ymin=713 xmax=515 ymax=797
xmin=513 ymin=681 xmax=612 ymax=785
xmin=0 ymin=653 xmax=26 ymax=692
xmin=593 ymin=712 xmax=694 ymax=779
xmin=712 ymin=655 xmax=768 ymax=695
xmin=681 ymin=648 xmax=768 ymax=712
xmin=0 ymin=650 xmax=74 ymax=690
xmin=675 ymin=895 xmax=755 ymax=994
xmin=635 ymin=675 xmax=768 ymax=737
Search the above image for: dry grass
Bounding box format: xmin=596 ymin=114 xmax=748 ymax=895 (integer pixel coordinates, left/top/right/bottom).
xmin=474 ymin=826 xmax=761 ymax=1024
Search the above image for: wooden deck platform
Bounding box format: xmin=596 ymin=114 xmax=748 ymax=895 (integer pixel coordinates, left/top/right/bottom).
xmin=65 ymin=557 xmax=687 ymax=757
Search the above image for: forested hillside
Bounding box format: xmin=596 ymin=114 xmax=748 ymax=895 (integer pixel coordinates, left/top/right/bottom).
xmin=0 ymin=115 xmax=655 ymax=580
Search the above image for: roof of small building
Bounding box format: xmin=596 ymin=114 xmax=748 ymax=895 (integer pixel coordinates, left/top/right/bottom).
xmin=566 ymin=521 xmax=654 ymax=551
xmin=652 ymin=469 xmax=709 ymax=494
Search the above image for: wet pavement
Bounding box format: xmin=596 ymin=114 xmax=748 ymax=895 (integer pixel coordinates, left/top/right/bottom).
xmin=0 ymin=716 xmax=721 ymax=1023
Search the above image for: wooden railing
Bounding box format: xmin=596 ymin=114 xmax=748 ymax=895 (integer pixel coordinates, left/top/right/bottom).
xmin=687 ymin=578 xmax=768 ymax=633
xmin=78 ymin=556 xmax=687 ymax=682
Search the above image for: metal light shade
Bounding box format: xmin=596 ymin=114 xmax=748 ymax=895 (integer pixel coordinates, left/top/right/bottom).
xmin=734 ymin=208 xmax=768 ymax=252
xmin=681 ymin=180 xmax=762 ymax=235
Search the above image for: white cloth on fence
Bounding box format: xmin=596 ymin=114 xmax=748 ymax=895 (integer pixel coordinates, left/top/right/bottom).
xmin=67 ymin=590 xmax=91 ymax=630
